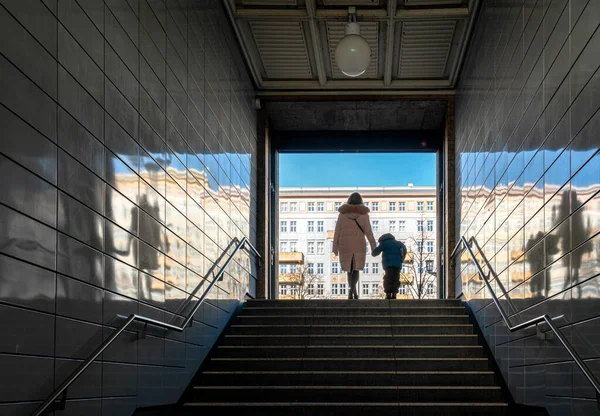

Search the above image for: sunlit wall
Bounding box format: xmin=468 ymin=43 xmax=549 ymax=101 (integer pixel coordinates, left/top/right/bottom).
xmin=455 ymin=1 xmax=600 ymax=414
xmin=0 ymin=0 xmax=257 ymax=414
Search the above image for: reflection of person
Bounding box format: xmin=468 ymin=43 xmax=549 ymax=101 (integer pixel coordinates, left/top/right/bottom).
xmin=333 ymin=193 xmax=376 ymax=300
xmin=567 ymin=191 xmax=591 ymax=298
xmin=371 ymin=233 xmax=407 ymax=299
xmin=526 ymin=232 xmax=546 ymax=297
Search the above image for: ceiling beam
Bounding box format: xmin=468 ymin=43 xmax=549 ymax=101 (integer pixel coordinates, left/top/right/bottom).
xmin=235 ymin=7 xmax=469 ymax=21
xmin=260 ymin=78 xmax=452 ymax=89
xmin=384 ymin=0 xmax=397 ymax=87
xmin=305 ymin=0 xmax=327 ymax=86
xmin=256 ymin=90 xmax=455 ymax=99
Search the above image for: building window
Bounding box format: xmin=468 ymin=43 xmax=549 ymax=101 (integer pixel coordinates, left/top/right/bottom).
xmin=307 ymin=242 xmax=315 ymax=254
xmin=417 ymin=220 xmax=423 ymax=232
xmin=317 ymin=242 xmax=324 ymax=254
xmin=363 ymin=263 xmax=369 ymax=274
xmin=331 ymin=284 xmax=339 ymax=295
xmin=317 ymin=221 xmax=324 ymax=232
xmin=399 ymin=202 xmax=405 ymax=211
xmin=417 ymin=263 xmax=424 ymax=274
xmin=307 ymin=284 xmax=314 ymax=295
xmin=307 ymin=263 xmax=314 ymax=274
xmin=417 ymin=201 xmax=424 ymax=211
xmin=317 ymin=263 xmax=324 ymax=274
xmin=399 ymin=285 xmax=407 ymax=295
xmin=340 ymin=283 xmax=347 ymax=295
xmin=290 ymin=264 xmax=298 ymax=273
xmin=362 ymin=284 xmax=369 ymax=295
xmin=373 ymin=263 xmax=379 ymax=274
xmin=280 ymin=221 xmax=287 ymax=233
xmin=317 ymin=202 xmax=324 ymax=212
xmin=279 ymin=264 xmax=287 ymax=274
xmin=331 ymin=262 xmax=339 ymax=273
xmin=279 ymin=284 xmax=288 ymax=295
xmin=280 ymin=202 xmax=288 ymax=212
xmin=335 ymin=202 xmax=342 ymax=210
xmin=290 ymin=221 xmax=297 ymax=233
xmin=372 ymin=220 xmax=379 ymax=232
xmin=372 ymin=202 xmax=379 ymax=212
xmin=427 ymin=201 xmax=434 ymax=211
xmin=417 ymin=242 xmax=423 ymax=253
xmin=389 ymin=221 xmax=396 ymax=232
xmin=308 ymin=221 xmax=315 ymax=232
xmin=290 ymin=241 xmax=297 ymax=252
xmin=389 ymin=202 xmax=396 ymax=212
xmin=402 ymin=265 xmax=409 ymax=274
xmin=308 ymin=202 xmax=315 ymax=212
xmin=371 ymin=284 xmax=379 ymax=294
xmin=427 ymin=220 xmax=433 ymax=232
xmin=364 ymin=202 xmax=369 ymax=208
xmin=426 ymin=260 xmax=434 ymax=272
xmin=427 ymin=283 xmax=434 ymax=295
xmin=399 ymin=221 xmax=406 ymax=232
xmin=280 ymin=241 xmax=288 ymax=252
xmin=317 ymin=284 xmax=324 ymax=295
xmin=427 ymin=241 xmax=434 ymax=253
xmin=291 ymin=202 xmax=298 ymax=212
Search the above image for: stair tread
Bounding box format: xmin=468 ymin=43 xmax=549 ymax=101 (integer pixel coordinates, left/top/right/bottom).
xmin=194 ymin=386 xmax=502 ymax=389
xmin=218 ymin=345 xmax=482 ymax=348
xmin=202 ymin=371 xmax=496 ymax=374
xmin=184 ymin=402 xmax=509 ymax=406
xmin=211 ymin=357 xmax=488 ymax=360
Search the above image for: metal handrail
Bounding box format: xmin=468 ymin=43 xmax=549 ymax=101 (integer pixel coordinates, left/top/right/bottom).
xmin=452 ymin=235 xmax=600 ymax=408
xmin=32 ymin=236 xmax=261 ymax=416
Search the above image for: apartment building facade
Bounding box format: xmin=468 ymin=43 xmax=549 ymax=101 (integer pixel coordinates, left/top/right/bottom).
xmin=278 ymin=186 xmax=437 ymax=299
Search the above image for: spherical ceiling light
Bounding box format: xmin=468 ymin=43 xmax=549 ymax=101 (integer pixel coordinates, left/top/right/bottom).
xmin=335 ymin=7 xmax=371 ymax=78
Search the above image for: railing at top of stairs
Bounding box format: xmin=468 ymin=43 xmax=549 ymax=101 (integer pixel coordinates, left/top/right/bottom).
xmin=32 ymin=236 xmax=261 ymax=416
xmin=452 ymin=235 xmax=600 ymax=409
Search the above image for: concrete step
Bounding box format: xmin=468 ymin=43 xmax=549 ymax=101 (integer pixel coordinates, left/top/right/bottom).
xmin=246 ymin=299 xmax=463 ymax=308
xmin=239 ymin=306 xmax=468 ymax=316
xmin=188 ymin=385 xmax=505 ymax=403
xmin=227 ymin=324 xmax=475 ymax=335
xmin=206 ymin=357 xmax=490 ymax=372
xmin=180 ymin=402 xmax=509 ymax=415
xmin=222 ymin=334 xmax=480 ymax=346
xmin=234 ymin=315 xmax=471 ymax=325
xmin=214 ymin=345 xmax=485 ymax=359
xmin=195 ymin=371 xmax=498 ymax=386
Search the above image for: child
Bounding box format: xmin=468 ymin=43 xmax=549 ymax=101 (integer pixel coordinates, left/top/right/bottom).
xmin=371 ymin=233 xmax=407 ymax=299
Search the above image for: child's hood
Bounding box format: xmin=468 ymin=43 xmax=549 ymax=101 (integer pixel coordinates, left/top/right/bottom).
xmin=378 ymin=233 xmax=396 ymax=242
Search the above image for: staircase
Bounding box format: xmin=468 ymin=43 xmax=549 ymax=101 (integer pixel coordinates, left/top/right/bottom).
xmin=170 ymin=299 xmax=514 ymax=415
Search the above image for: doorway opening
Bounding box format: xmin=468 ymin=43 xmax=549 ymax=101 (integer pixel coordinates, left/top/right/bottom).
xmin=275 ymin=152 xmax=440 ymax=300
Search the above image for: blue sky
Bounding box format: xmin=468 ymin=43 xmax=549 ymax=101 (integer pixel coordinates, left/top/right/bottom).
xmin=280 ymin=153 xmax=437 ymax=187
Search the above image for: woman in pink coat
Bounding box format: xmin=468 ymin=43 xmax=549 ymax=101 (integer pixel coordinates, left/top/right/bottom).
xmin=333 ymin=193 xmax=377 ymax=299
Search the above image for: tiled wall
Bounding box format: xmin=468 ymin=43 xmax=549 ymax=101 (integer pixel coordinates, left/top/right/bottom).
xmin=455 ymin=0 xmax=600 ymax=414
xmin=0 ymin=0 xmax=258 ymax=414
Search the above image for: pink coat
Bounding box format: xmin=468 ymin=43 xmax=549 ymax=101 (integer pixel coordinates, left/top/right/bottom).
xmin=332 ymin=204 xmax=377 ymax=272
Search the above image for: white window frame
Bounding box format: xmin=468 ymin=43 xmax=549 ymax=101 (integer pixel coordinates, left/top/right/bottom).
xmin=308 ymin=221 xmax=315 ymax=232
xmin=308 ymin=202 xmax=315 ymax=212
xmin=317 ymin=263 xmax=324 ymax=274
xmin=363 ymin=263 xmax=369 ymax=274
xmin=280 ymin=241 xmax=288 ymax=252
xmin=280 ymin=221 xmax=287 ymax=233
xmin=307 ymin=242 xmax=315 ymax=254
xmin=340 ymin=283 xmax=347 ymax=295
xmin=290 ymin=221 xmax=297 ymax=233
xmin=417 ymin=220 xmax=423 ymax=232
xmin=335 ymin=202 xmax=342 ymax=210
xmin=317 ymin=202 xmax=324 ymax=212
xmin=389 ymin=221 xmax=396 ymax=232
xmin=290 ymin=202 xmax=298 ymax=212
xmin=317 ymin=241 xmax=324 ymax=254
xmin=290 ymin=241 xmax=297 ymax=252
xmin=372 ymin=220 xmax=379 ymax=232
xmin=362 ymin=284 xmax=369 ymax=295
xmin=372 ymin=202 xmax=379 ymax=212
xmin=399 ymin=202 xmax=405 ymax=211
xmin=389 ymin=202 xmax=396 ymax=212
xmin=427 ymin=241 xmax=434 ymax=253
xmin=280 ymin=202 xmax=288 ymax=212
xmin=427 ymin=283 xmax=434 ymax=295
xmin=331 ymin=284 xmax=339 ymax=295
xmin=317 ymin=221 xmax=324 ymax=232
xmin=417 ymin=201 xmax=424 ymax=211
xmin=399 ymin=221 xmax=406 ymax=232
xmin=317 ymin=284 xmax=324 ymax=295
xmin=427 ymin=201 xmax=434 ymax=211
xmin=373 ymin=263 xmax=379 ymax=274
xmin=307 ymin=263 xmax=314 ymax=274
xmin=427 ymin=220 xmax=433 ymax=232
xmin=331 ymin=262 xmax=339 ymax=274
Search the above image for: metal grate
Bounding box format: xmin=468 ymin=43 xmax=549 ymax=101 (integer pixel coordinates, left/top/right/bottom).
xmin=250 ymin=21 xmax=313 ymax=79
xmin=398 ymin=20 xmax=456 ymax=78
xmin=326 ymin=21 xmax=379 ymax=79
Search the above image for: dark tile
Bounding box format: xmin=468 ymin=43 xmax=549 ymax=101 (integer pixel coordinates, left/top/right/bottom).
xmin=105 ymin=43 xmax=139 ymax=109
xmin=1 ymin=0 xmax=57 ymax=57
xmin=106 ymin=186 xmax=139 ymax=236
xmin=55 ymin=359 xmax=101 ymax=399
xmin=0 ymin=204 xmax=56 ymax=270
xmin=0 ymin=303 xmax=54 ymax=356
xmin=57 ymin=232 xmax=104 ymax=287
xmin=105 ymin=115 xmax=140 ymax=174
xmin=0 ymin=55 xmax=57 ymax=141
xmin=58 ymin=191 xmax=104 ymax=251
xmin=137 ymin=365 xmax=164 ymax=406
xmin=102 ymin=361 xmax=137 ymax=396
xmin=55 ymin=316 xmax=104 ymax=359
xmin=105 ymin=78 xmax=139 ymax=140
xmin=0 ymin=254 xmax=55 ymax=313
xmin=101 ymin=397 xmax=137 ymax=416
xmin=105 ymin=5 xmax=139 ymax=78
xmin=58 ymin=23 xmax=103 ymax=103
xmin=56 ymin=274 xmax=103 ymax=323
xmin=140 ymin=87 xmax=167 ymax=141
xmin=140 ymin=56 xmax=166 ymax=113
xmin=0 ymin=154 xmax=57 ymax=227
xmin=58 ymin=149 xmax=105 ymax=213
xmin=139 ymin=270 xmax=165 ymax=307
xmin=104 ymin=221 xmax=138 ymax=268
xmin=105 ymin=149 xmax=139 ymax=204
xmin=138 ymin=334 xmax=165 ymax=366
xmin=164 ymin=338 xmax=185 ymax=367
xmin=0 ymin=6 xmax=57 ymax=97
xmin=58 ymin=108 xmax=105 ymax=178
xmin=58 ymin=0 xmax=104 ymax=68
xmin=57 ymin=66 xmax=103 ymax=140
xmin=0 ymin=354 xmax=54 ymax=402
xmin=139 ymin=241 xmax=165 ymax=279
xmin=105 ymin=0 xmax=139 ymax=45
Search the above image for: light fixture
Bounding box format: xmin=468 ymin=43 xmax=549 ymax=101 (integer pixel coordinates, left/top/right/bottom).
xmin=334 ymin=6 xmax=371 ymax=78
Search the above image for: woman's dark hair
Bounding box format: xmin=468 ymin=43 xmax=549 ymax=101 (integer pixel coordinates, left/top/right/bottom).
xmin=347 ymin=192 xmax=363 ymax=205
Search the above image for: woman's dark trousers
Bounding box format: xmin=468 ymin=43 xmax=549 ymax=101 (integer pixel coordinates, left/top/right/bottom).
xmin=347 ymin=270 xmax=360 ymax=299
